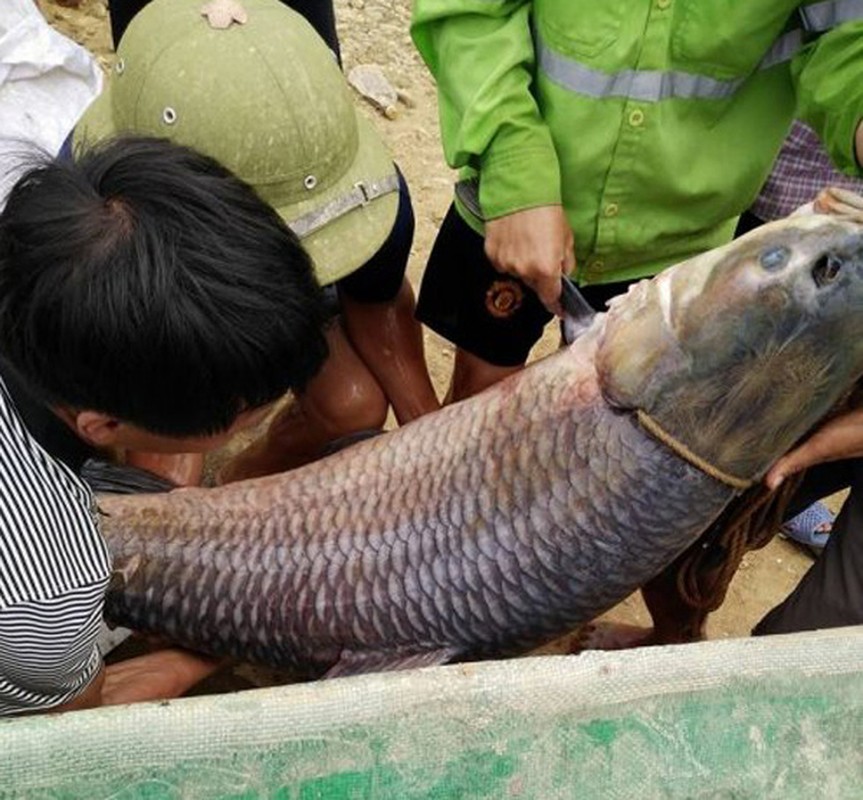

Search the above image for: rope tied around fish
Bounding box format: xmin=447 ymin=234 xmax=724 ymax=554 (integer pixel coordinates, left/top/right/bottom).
xmin=636 ymin=409 xmax=754 ymax=491
xmin=629 ymin=407 xmax=785 ymax=618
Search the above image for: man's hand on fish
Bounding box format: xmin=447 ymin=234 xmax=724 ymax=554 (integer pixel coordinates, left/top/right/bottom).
xmin=766 ymin=407 xmax=863 ymax=491
xmin=484 ymin=204 xmax=575 ymax=315
xmin=99 ymin=648 xmax=225 ymax=707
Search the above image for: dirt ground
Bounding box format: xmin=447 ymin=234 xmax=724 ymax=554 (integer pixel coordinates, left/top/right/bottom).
xmin=39 ymin=0 xmax=824 ymax=664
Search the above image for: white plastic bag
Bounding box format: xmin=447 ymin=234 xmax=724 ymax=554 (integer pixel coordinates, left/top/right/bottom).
xmin=0 ymin=0 xmax=102 ymax=207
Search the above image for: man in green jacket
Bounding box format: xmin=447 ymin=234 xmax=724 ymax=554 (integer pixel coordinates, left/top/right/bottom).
xmin=411 ymin=2 xmax=863 ymax=399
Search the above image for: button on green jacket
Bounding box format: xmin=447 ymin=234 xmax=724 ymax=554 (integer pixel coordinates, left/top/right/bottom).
xmin=411 ymin=1 xmax=863 ymax=285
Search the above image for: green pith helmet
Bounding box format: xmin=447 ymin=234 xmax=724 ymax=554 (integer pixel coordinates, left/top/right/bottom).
xmin=75 ymin=0 xmax=399 ymax=285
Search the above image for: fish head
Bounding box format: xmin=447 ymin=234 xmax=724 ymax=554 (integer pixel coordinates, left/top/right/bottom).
xmin=596 ymin=206 xmax=863 ymax=482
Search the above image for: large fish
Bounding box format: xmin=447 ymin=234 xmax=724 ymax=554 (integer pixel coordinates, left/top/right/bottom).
xmin=98 ymin=192 xmax=863 ymax=678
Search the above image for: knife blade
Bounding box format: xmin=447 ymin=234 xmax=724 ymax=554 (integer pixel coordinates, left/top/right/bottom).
xmin=560 ymin=274 xmax=596 ymax=340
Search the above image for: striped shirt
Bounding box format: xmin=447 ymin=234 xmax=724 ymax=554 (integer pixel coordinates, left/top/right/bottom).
xmin=0 ymin=376 xmax=111 ymax=715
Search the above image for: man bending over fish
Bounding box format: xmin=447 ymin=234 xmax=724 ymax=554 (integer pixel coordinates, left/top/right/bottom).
xmin=0 ymin=136 xmax=330 ymax=715
xmin=72 ymin=0 xmax=440 ymax=486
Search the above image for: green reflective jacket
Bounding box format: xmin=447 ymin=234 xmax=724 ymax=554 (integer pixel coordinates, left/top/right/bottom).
xmin=411 ymin=1 xmax=863 ymax=285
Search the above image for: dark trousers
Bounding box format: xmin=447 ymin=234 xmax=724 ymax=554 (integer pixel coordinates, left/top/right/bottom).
xmin=108 ymin=0 xmax=340 ymax=63
xmin=755 ymin=461 xmax=863 ymax=634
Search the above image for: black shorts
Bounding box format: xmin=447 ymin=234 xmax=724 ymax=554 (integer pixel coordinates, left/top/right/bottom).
xmin=336 ymin=166 xmax=414 ymax=304
xmin=417 ymin=204 xmax=633 ymax=367
xmin=109 ymin=1 xmax=341 ymax=62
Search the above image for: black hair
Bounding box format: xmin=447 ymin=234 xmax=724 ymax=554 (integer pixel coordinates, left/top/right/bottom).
xmin=0 ymin=136 xmax=330 ymax=436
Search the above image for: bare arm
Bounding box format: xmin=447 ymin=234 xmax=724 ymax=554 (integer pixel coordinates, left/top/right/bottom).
xmin=50 ymin=649 xmax=223 ymax=713
xmin=765 ymin=407 xmax=863 ymax=490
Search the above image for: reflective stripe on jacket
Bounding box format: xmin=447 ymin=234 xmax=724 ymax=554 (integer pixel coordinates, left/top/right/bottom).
xmin=411 ymin=1 xmax=863 ymax=284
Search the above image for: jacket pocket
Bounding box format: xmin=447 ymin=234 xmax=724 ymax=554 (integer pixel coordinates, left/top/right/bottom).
xmin=671 ymin=1 xmax=796 ymax=79
xmin=536 ymin=1 xmax=624 ymax=59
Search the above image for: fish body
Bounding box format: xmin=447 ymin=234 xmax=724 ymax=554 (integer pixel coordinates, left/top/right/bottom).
xmin=99 ymin=202 xmax=863 ymax=677
xmin=101 ymin=342 xmax=729 ymax=675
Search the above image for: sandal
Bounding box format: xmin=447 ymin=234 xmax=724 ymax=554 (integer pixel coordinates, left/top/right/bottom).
xmin=780 ymin=500 xmax=833 ymax=557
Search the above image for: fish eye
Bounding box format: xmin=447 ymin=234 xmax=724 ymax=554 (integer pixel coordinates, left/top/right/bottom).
xmin=812 ymin=253 xmax=842 ymax=288
xmin=759 ymin=246 xmax=790 ymax=271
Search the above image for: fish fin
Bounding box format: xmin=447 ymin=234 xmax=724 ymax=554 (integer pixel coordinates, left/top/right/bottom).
xmin=106 ymin=553 xmax=143 ymax=594
xmin=323 ymin=647 xmax=461 ymax=679
xmin=81 ymin=458 xmax=177 ymax=495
